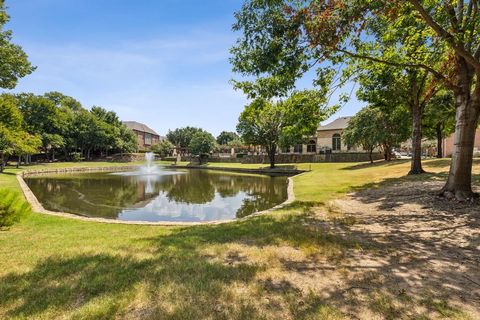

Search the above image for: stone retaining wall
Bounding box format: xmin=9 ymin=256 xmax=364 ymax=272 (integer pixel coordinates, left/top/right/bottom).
xmin=180 ymin=152 xmax=384 ymax=164
xmin=22 ymin=165 xmax=139 ymax=177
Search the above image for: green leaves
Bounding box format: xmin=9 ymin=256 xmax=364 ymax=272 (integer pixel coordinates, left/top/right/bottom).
xmin=189 ymin=131 xmax=217 ymax=156
xmin=343 ymin=104 xmax=410 ymax=153
xmin=167 ymin=127 xmax=206 ymax=148
xmin=237 ymin=89 xmax=333 ymax=151
xmin=0 ymin=3 xmax=35 ymax=89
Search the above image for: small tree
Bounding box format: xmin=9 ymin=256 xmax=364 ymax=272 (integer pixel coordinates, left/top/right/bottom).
xmin=152 ymin=140 xmax=174 ymax=158
xmin=189 ymin=131 xmax=216 ymax=164
xmin=344 ymin=105 xmax=410 ymax=162
xmin=237 ymin=90 xmax=332 ymax=168
xmin=343 ymin=108 xmax=380 ymax=163
xmin=13 ymin=132 xmax=41 ymax=168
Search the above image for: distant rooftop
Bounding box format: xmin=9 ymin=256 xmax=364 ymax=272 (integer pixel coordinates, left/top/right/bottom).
xmin=123 ymin=121 xmax=159 ymax=136
xmin=317 ymin=116 xmax=352 ymax=131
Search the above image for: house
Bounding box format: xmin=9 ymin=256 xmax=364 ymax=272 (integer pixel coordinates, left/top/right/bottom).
xmin=123 ymin=121 xmax=161 ymax=151
xmin=281 ymin=116 xmax=355 ymax=154
xmin=442 ymin=129 xmax=480 ymax=157
xmin=316 ymin=116 xmax=354 ymax=152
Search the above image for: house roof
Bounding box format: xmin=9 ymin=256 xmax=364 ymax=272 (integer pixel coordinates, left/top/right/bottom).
xmin=123 ymin=121 xmax=159 ymax=136
xmin=317 ymin=116 xmax=352 ymax=131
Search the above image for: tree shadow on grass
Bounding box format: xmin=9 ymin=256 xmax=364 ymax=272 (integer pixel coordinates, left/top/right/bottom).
xmin=144 ymin=202 xmax=359 ymax=256
xmin=341 ymin=159 xmax=410 ymax=171
xmin=0 ymin=202 xmax=362 ymax=319
xmin=313 ymin=172 xmax=480 ymax=318
xmin=0 ymin=252 xmax=260 ymax=319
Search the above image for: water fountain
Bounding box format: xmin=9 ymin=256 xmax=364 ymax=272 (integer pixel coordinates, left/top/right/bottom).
xmin=112 ymin=152 xmax=178 ymax=176
xmin=140 ymin=152 xmax=159 ymax=174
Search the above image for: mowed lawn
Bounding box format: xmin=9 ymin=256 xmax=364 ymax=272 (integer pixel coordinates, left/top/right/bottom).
xmin=0 ymin=159 xmax=478 ymax=319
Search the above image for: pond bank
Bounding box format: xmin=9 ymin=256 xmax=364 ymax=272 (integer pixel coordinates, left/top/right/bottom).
xmin=16 ymin=165 xmax=296 ymax=226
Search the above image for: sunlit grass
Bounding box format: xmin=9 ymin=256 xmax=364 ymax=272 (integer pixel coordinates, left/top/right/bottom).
xmin=0 ymin=158 xmax=477 ymax=319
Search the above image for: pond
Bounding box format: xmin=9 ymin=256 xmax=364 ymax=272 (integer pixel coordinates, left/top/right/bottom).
xmin=24 ymin=168 xmax=288 ymax=222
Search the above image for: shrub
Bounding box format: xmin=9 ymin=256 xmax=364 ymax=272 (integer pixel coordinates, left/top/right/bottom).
xmin=70 ymin=152 xmax=83 ymax=162
xmin=0 ymin=189 xmax=30 ymax=228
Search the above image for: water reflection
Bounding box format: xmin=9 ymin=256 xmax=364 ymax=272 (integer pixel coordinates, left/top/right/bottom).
xmin=25 ymin=169 xmax=288 ymax=222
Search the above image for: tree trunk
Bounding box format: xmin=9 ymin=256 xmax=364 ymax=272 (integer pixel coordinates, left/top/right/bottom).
xmin=441 ymin=89 xmax=479 ymax=200
xmin=0 ymin=153 xmax=4 ymax=173
xmin=368 ymin=149 xmax=373 ymax=163
xmin=16 ymin=155 xmax=21 ymax=168
xmin=409 ymin=101 xmax=425 ymax=174
xmin=436 ymin=123 xmax=443 ymax=158
xmin=382 ymin=143 xmax=392 ymax=161
xmin=267 ymin=145 xmax=276 ymax=168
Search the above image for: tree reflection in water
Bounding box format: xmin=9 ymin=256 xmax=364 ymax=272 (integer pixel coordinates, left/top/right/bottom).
xmin=25 ymin=170 xmax=288 ymax=222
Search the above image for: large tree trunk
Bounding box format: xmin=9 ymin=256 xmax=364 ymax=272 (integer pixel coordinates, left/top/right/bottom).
xmin=368 ymin=148 xmax=373 ymax=163
xmin=436 ymin=123 xmax=443 ymax=158
xmin=409 ymin=100 xmax=425 ymax=174
xmin=441 ymin=90 xmax=480 ymax=200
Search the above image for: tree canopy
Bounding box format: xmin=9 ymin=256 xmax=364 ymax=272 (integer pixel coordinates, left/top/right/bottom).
xmin=231 ymin=0 xmax=480 ymax=199
xmin=237 ymin=90 xmax=334 ymax=168
xmin=216 ymin=131 xmax=239 ymax=145
xmin=167 ymin=127 xmax=205 ymax=149
xmin=0 ymin=1 xmax=35 ymax=89
xmin=189 ymin=131 xmax=216 ymax=160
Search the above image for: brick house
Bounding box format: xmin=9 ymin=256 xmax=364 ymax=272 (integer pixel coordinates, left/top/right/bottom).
xmin=123 ymin=121 xmax=161 ymax=151
xmin=442 ymin=129 xmax=480 ymax=157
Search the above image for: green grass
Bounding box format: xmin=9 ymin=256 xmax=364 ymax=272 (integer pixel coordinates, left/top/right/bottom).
xmin=0 ymin=159 xmax=477 ymax=319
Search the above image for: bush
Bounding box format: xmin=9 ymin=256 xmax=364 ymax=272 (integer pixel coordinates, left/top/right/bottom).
xmin=70 ymin=152 xmax=83 ymax=162
xmin=0 ymin=189 xmax=31 ymax=228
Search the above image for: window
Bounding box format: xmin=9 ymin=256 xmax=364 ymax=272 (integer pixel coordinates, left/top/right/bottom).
xmin=281 ymin=146 xmax=290 ymax=153
xmin=144 ymin=133 xmax=152 ymax=145
xmin=293 ymin=144 xmax=303 ymax=153
xmin=307 ymin=140 xmax=316 ymax=153
xmin=332 ymin=134 xmax=341 ymax=151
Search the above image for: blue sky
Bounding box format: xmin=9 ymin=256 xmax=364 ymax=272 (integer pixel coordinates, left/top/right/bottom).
xmin=5 ymin=0 xmax=364 ymax=136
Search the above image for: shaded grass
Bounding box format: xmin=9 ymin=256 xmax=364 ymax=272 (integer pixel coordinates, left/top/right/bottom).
xmin=0 ymin=158 xmax=477 ymax=319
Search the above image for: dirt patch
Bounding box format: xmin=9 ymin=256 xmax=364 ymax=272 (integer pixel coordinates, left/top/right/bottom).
xmin=326 ymin=179 xmax=480 ymax=318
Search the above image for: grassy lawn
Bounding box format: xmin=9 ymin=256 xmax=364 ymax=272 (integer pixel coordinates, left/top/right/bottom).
xmin=0 ymin=159 xmax=478 ymax=319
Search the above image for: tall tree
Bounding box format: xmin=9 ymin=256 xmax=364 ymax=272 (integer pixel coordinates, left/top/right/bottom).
xmin=355 ymin=62 xmax=438 ymax=173
xmin=17 ymin=94 xmax=63 ymax=161
xmin=237 ymin=90 xmax=332 ymax=168
xmin=232 ymin=0 xmax=480 ymax=200
xmin=0 ymin=94 xmax=35 ymax=171
xmin=0 ymin=1 xmax=35 ymax=89
xmin=166 ymin=127 xmax=205 ymax=149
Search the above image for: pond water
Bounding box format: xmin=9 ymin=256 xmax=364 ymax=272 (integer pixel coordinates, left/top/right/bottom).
xmin=24 ymin=169 xmax=288 ymax=222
